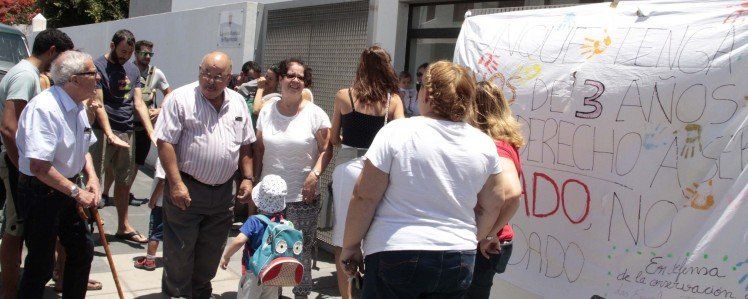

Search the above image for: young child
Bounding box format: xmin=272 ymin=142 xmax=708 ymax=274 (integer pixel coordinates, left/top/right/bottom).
xmin=221 ymin=175 xmax=288 ymax=299
xmin=133 ymin=159 xmax=166 ymax=270
xmin=398 ymin=71 xmax=418 ymax=117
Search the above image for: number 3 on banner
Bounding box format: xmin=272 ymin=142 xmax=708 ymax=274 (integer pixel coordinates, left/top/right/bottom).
xmin=575 ymin=79 xmax=605 ymax=119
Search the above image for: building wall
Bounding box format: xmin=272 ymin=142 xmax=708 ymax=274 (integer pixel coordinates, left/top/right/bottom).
xmin=129 ymin=0 xmax=172 ymax=18
xmin=43 ymin=2 xmax=263 ymax=166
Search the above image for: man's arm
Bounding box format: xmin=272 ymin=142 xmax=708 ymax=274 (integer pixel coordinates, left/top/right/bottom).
xmin=133 ymin=87 xmax=155 ymax=143
xmin=29 ymin=158 xmax=97 ymax=207
xmin=236 ymin=143 xmax=254 ymax=203
xmin=157 ymin=140 xmax=183 ymax=188
xmin=157 ymin=140 xmax=191 ymax=210
xmin=82 ymin=152 xmax=101 ymax=201
xmin=93 ymin=89 xmax=129 ymax=148
xmin=0 ymin=100 xmax=27 ymax=167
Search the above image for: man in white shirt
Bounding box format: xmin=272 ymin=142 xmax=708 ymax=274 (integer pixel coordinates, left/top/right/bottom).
xmin=15 ymin=51 xmax=101 ymax=299
xmin=0 ymin=28 xmax=74 ymax=299
xmin=155 ymin=51 xmax=256 ymax=298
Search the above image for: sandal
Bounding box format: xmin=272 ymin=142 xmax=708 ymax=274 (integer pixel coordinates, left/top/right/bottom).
xmin=87 ymin=279 xmax=103 ymax=291
xmin=53 ymin=279 xmax=102 ymax=292
xmin=115 ymin=231 xmax=149 ymax=243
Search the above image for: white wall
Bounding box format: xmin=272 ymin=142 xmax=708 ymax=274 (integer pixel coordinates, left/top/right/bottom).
xmin=53 ymin=2 xmax=261 ymax=91
xmin=172 ymin=0 xmax=358 ymax=12
xmin=43 ymin=2 xmax=262 ymax=167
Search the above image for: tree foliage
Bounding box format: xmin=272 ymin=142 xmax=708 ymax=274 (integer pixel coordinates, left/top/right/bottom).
xmin=38 ymin=0 xmax=129 ymax=28
xmin=0 ymin=0 xmax=39 ymax=25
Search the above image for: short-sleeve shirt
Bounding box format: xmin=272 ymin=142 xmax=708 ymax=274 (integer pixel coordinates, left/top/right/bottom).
xmin=16 ymin=86 xmax=97 ymax=178
xmin=154 ymin=82 xmax=257 ymax=185
xmin=399 ymin=87 xmax=419 ymax=117
xmin=139 ymin=65 xmax=170 ymax=107
xmin=495 ymin=140 xmax=523 ymax=242
xmin=362 ymin=117 xmax=502 ymax=255
xmin=0 ymin=59 xmax=40 ymax=146
xmin=240 ymin=214 xmax=284 ymax=273
xmin=256 ymin=98 xmax=331 ymax=202
xmin=94 ymin=55 xmax=142 ymax=133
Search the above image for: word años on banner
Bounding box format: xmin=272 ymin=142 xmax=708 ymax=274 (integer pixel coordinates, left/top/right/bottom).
xmin=528 ymin=75 xmax=742 ymax=127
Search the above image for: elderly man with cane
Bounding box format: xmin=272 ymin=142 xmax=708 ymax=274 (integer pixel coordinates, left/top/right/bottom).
xmin=156 ymin=51 xmax=256 ymax=298
xmin=15 ymin=50 xmax=101 ymax=298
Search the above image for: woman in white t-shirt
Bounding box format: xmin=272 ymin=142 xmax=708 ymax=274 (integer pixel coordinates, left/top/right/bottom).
xmin=339 ymin=61 xmax=507 ymax=298
xmin=253 ymin=58 xmax=331 ymax=298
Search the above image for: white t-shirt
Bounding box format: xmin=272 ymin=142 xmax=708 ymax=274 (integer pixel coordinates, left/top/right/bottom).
xmin=150 ymin=157 xmax=166 ymax=207
xmin=362 ymin=117 xmax=502 ymax=255
xmin=256 ymin=98 xmax=331 ymax=202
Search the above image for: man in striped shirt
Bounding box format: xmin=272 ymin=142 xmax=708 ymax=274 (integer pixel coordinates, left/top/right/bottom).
xmin=154 ymin=51 xmax=256 ymax=298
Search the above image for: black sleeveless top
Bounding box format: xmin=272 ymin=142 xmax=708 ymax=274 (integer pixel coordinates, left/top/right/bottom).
xmin=340 ymin=89 xmax=387 ymax=149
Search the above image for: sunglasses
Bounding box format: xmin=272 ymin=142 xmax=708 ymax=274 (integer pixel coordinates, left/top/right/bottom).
xmin=138 ymin=51 xmax=155 ymax=57
xmin=283 ymin=73 xmax=305 ymax=81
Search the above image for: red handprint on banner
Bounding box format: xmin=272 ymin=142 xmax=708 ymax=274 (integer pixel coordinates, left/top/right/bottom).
xmin=724 ymin=2 xmax=748 ymax=24
xmin=478 ymin=53 xmax=499 ymax=75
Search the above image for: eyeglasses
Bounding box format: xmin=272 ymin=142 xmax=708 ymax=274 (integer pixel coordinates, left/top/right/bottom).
xmin=283 ymin=73 xmax=305 ymax=81
xmin=76 ymin=71 xmax=98 ymax=77
xmin=138 ymin=51 xmax=154 ymax=57
xmin=199 ymin=71 xmax=230 ymax=83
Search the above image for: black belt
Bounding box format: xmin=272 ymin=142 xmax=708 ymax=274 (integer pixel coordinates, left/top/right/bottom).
xmin=179 ymin=171 xmax=229 ymax=188
xmin=19 ymin=173 xmax=79 ymax=187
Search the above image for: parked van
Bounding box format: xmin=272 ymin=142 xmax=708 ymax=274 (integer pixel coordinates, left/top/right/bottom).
xmin=0 ymin=24 xmax=30 ymax=82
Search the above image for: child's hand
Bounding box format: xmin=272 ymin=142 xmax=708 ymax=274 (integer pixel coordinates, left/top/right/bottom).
xmin=220 ymin=256 xmax=229 ymax=270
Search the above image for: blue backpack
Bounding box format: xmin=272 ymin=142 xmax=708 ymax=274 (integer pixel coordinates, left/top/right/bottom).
xmin=248 ymin=215 xmax=304 ymax=286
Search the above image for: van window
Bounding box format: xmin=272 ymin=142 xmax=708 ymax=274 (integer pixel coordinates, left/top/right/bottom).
xmin=0 ymin=32 xmax=29 ymax=66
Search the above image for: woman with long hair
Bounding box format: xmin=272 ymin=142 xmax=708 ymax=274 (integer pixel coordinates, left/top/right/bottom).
xmin=339 ymin=61 xmax=512 ymax=297
xmin=329 ymin=45 xmax=404 ymax=298
xmin=253 ymin=58 xmax=331 ymax=298
xmin=467 ymin=81 xmax=524 ymax=298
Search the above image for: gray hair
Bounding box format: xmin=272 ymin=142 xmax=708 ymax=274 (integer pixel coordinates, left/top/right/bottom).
xmin=50 ymin=50 xmax=93 ymax=85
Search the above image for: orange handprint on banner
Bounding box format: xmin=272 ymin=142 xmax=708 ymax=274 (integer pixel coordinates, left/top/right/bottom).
xmin=580 ymin=29 xmax=612 ymax=59
xmin=685 ymin=180 xmax=715 ymax=211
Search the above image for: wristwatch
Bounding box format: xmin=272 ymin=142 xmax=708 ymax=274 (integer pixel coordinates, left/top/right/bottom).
xmin=311 ymin=170 xmax=321 ymax=178
xmin=69 ymin=184 xmax=80 ymax=198
xmin=485 ymin=236 xmax=495 ymax=241
xmin=243 ymin=176 xmax=255 ymax=183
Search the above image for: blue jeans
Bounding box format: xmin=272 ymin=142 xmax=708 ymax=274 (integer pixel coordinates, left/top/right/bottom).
xmin=17 ymin=175 xmax=94 ymax=299
xmin=148 ymin=206 xmax=164 ymax=241
xmin=467 ymin=241 xmax=514 ymax=299
xmin=362 ymin=250 xmax=476 ymax=299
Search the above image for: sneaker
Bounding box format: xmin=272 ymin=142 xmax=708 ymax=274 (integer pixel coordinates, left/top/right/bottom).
xmin=134 ymin=257 xmax=156 ymax=271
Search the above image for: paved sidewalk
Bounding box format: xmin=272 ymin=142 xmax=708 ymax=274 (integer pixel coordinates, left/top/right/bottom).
xmin=40 ymin=245 xmax=340 ymax=298
xmin=1 ymin=168 xmax=340 ymax=298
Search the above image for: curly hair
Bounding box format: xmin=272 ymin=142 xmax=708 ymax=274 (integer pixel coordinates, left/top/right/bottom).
xmin=352 ymin=46 xmax=399 ymax=104
xmin=471 ymin=81 xmax=525 ymax=148
xmin=278 ymin=58 xmax=313 ymax=87
xmin=423 ymin=60 xmax=476 ymax=122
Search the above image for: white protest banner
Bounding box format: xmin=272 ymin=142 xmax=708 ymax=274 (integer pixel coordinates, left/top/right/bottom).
xmin=455 ymin=1 xmax=748 ymax=298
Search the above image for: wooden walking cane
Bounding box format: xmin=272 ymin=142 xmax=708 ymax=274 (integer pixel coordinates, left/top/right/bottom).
xmin=78 ymin=205 xmax=125 ymax=299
